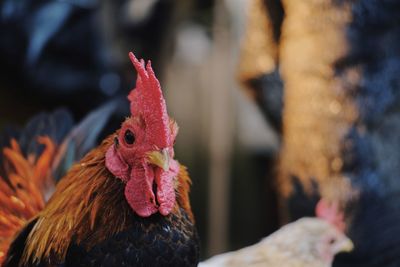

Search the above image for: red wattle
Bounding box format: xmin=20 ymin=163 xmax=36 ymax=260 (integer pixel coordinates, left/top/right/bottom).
xmin=125 ymin=165 xmax=157 ymax=217
xmin=155 ymin=159 xmax=179 ymax=216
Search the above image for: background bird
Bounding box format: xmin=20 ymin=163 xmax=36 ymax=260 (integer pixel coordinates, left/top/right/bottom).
xmin=1 ymin=52 xmax=199 ymax=267
xmin=199 ymin=200 xmax=353 ymax=267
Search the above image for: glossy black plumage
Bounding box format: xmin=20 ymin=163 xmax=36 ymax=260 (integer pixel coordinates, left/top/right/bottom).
xmin=3 ymin=220 xmax=38 ymax=267
xmin=5 ymin=208 xmax=199 ymax=267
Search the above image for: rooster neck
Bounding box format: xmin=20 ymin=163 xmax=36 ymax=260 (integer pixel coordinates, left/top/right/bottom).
xmin=21 ymin=134 xmax=194 ymax=265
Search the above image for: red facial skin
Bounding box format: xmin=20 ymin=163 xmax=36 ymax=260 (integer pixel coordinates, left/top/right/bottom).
xmin=105 ymin=53 xmax=179 ymax=217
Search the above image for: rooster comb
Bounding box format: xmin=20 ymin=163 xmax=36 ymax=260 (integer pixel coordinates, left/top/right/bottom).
xmin=128 ymin=52 xmax=171 ymax=148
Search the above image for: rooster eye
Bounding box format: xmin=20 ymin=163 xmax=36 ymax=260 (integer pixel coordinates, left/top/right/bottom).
xmin=124 ymin=130 xmax=135 ymax=145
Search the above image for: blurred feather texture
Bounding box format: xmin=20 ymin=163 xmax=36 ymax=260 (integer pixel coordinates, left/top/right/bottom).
xmin=0 ymin=100 xmax=117 ymax=263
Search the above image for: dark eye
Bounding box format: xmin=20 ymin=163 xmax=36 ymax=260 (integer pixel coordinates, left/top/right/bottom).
xmin=124 ymin=130 xmax=135 ymax=145
xmin=328 ymin=237 xmax=336 ymax=245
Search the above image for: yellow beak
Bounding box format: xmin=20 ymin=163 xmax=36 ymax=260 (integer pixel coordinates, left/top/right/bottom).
xmin=335 ymin=237 xmax=354 ymax=253
xmin=147 ymin=149 xmax=170 ymax=171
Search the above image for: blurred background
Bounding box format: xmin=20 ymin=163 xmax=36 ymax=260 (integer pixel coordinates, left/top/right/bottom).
xmin=1 ymin=0 xmax=400 ymax=266
xmin=0 ymin=0 xmax=280 ymax=259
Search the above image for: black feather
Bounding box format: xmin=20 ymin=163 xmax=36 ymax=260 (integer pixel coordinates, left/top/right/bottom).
xmin=12 ymin=208 xmax=199 ymax=267
xmin=332 ymin=1 xmax=400 ymax=266
xmin=64 ymin=208 xmax=199 ymax=267
xmin=3 ymin=219 xmax=38 ymax=267
xmin=18 ymin=109 xmax=74 ymax=157
xmin=52 ymin=99 xmax=119 ymax=180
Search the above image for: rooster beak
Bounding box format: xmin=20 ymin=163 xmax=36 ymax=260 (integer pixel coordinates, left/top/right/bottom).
xmin=147 ymin=149 xmax=170 ymax=171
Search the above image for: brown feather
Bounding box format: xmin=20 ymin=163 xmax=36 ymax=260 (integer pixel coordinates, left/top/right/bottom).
xmin=22 ymin=133 xmax=195 ymax=265
xmin=176 ymin=165 xmax=195 ymax=222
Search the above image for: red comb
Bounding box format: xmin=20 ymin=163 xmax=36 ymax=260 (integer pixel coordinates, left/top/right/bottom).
xmin=128 ymin=52 xmax=171 ymax=148
xmin=316 ymin=199 xmax=346 ymax=232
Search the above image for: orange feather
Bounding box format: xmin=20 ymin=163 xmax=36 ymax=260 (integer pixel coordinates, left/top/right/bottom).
xmin=0 ymin=136 xmax=56 ymax=265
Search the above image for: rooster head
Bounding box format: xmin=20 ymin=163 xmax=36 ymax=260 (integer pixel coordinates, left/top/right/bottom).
xmin=105 ymin=52 xmax=179 ymax=217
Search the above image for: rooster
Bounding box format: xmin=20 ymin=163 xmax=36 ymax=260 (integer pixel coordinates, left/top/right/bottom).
xmin=1 ymin=52 xmax=199 ymax=267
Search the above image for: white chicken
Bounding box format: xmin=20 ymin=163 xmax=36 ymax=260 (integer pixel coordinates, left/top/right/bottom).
xmin=199 ymin=217 xmax=353 ymax=267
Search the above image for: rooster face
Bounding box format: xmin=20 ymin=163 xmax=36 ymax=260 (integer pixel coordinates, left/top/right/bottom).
xmin=115 ymin=116 xmax=154 ymax=166
xmin=115 ymin=116 xmax=178 ymax=168
xmin=106 ymin=52 xmax=180 ymax=218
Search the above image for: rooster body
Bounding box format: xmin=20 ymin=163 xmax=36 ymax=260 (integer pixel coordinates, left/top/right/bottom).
xmin=1 ymin=53 xmax=199 ymax=266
